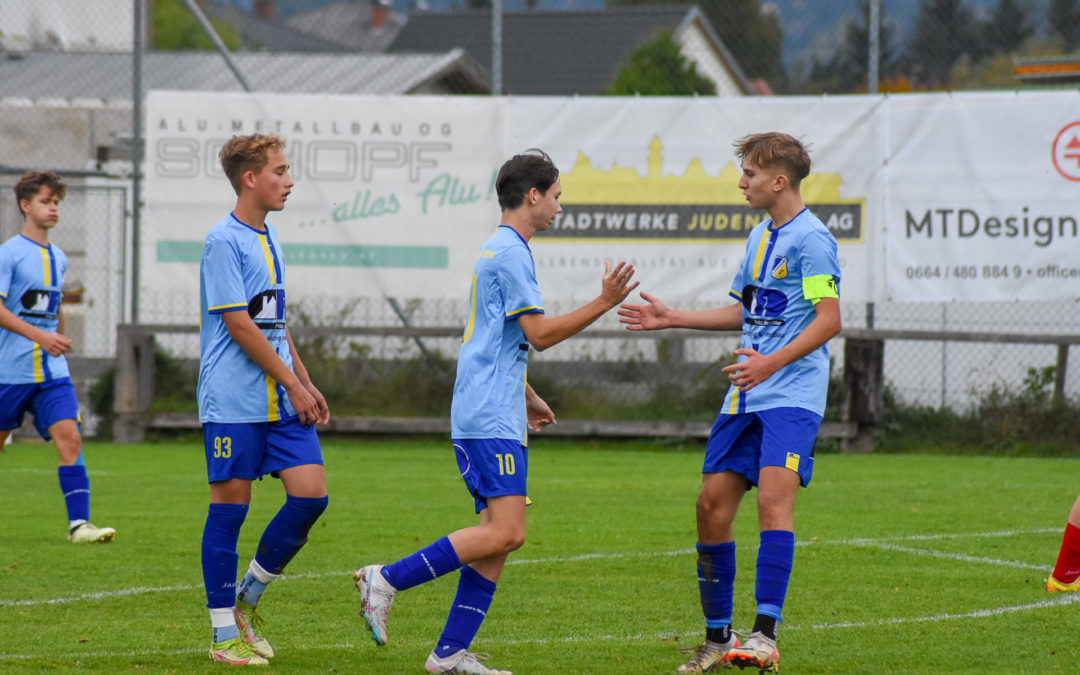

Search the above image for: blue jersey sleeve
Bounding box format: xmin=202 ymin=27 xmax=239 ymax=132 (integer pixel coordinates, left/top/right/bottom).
xmin=202 ymin=234 xmax=248 ymax=314
xmin=0 ymin=247 xmax=12 ymax=300
xmin=728 ymin=230 xmax=757 ymax=304
xmin=498 ymin=245 xmax=544 ymax=319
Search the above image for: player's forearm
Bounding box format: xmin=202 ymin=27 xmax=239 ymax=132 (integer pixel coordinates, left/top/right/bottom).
xmin=223 ymin=314 xmax=302 ymax=390
xmin=0 ymin=304 xmax=49 ymax=343
xmin=285 ymin=328 xmax=314 ymax=386
xmin=667 ymin=303 xmax=743 ymax=331
xmin=762 ymin=303 xmax=841 ymax=371
xmin=522 ymin=296 xmax=613 ymax=351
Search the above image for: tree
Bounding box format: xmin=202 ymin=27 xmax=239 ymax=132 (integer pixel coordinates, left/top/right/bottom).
xmin=982 ymin=0 xmax=1034 ymax=55
xmin=152 ymin=0 xmax=241 ymax=51
xmin=903 ymin=0 xmax=980 ymax=88
xmin=608 ymin=30 xmax=717 ymax=95
xmin=611 ymin=0 xmax=785 ymax=92
xmin=1049 ymin=0 xmax=1080 ymax=51
xmin=804 ymin=0 xmax=900 ymax=94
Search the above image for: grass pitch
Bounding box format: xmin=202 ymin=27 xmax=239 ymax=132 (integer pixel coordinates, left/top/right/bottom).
xmin=1 ymin=437 xmax=1078 ymax=673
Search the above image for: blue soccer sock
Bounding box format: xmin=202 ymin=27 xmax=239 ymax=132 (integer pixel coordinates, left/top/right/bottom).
xmin=433 ymin=565 xmax=496 ymax=657
xmin=381 ymin=536 xmax=461 ymax=591
xmin=202 ymin=503 xmax=249 ymax=610
xmin=754 ymin=529 xmax=795 ymax=633
xmin=697 ymin=542 xmax=736 ymax=635
xmin=57 ymin=463 xmax=90 ymax=525
xmin=253 ymin=494 xmax=329 ymax=576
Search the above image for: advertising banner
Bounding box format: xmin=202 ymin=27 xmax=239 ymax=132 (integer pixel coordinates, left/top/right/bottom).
xmin=146 ymin=90 xmax=1080 ymax=311
xmin=885 ymin=91 xmax=1080 ymax=302
xmin=144 ymin=91 xmax=507 ymax=320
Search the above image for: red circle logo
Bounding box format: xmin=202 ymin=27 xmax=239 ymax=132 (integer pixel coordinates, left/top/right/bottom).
xmin=1052 ymin=121 xmax=1080 ymax=181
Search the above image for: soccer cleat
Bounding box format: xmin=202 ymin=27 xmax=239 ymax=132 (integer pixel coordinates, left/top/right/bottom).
xmin=726 ymin=631 xmax=779 ymax=672
xmin=676 ymin=635 xmax=740 ymax=673
xmin=425 ymin=648 xmax=512 ymax=674
xmin=208 ymin=636 xmax=269 ymax=666
xmin=67 ymin=522 xmax=116 ymax=544
xmin=352 ymin=564 xmax=397 ymax=646
xmin=234 ymin=600 xmax=274 ymax=659
xmin=1047 ymin=575 xmax=1080 ymax=592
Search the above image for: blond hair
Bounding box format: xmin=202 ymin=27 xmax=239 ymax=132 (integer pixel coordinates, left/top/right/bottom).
xmin=734 ymin=133 xmax=811 ymax=188
xmin=219 ymin=134 xmax=286 ymax=194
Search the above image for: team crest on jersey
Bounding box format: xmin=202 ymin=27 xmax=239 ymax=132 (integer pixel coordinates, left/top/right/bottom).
xmin=771 ymin=256 xmax=789 ymax=279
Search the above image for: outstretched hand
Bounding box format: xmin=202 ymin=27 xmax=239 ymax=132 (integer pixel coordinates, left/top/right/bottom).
xmin=617 ymin=292 xmax=671 ymax=331
xmin=600 ymin=261 xmax=639 ymax=307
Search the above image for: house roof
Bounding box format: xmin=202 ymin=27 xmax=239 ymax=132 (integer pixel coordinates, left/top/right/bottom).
xmin=283 ymin=1 xmax=408 ymax=52
xmin=0 ymin=49 xmax=491 ymax=103
xmin=202 ymin=0 xmax=345 ymax=52
xmin=387 ymin=5 xmax=752 ymax=96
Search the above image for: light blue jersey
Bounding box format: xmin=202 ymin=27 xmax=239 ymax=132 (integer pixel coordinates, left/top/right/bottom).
xmin=198 ymin=213 xmax=295 ymax=423
xmin=0 ymin=234 xmax=69 ymax=384
xmin=722 ymin=208 xmax=840 ymax=416
xmin=451 ymin=226 xmax=544 ymax=443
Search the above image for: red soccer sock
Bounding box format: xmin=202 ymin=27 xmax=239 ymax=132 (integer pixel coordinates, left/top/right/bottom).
xmin=1052 ymin=522 xmax=1080 ymax=583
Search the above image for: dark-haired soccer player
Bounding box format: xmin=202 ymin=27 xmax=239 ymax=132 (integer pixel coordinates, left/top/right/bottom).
xmin=619 ymin=132 xmax=841 ymax=673
xmin=353 ymin=149 xmax=637 ymax=675
xmin=0 ymin=170 xmax=115 ymax=544
xmin=199 ymin=133 xmax=329 ymax=666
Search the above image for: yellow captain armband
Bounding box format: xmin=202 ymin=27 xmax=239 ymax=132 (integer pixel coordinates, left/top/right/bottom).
xmin=803 ymin=274 xmax=839 ymax=306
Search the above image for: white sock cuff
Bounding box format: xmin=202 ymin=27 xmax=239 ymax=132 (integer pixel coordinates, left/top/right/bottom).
xmin=210 ymin=607 xmax=236 ymax=629
xmin=249 ymin=559 xmax=280 ymax=584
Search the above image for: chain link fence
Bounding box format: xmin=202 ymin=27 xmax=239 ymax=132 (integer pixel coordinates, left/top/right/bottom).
xmin=3 ymin=0 xmax=1078 ymax=436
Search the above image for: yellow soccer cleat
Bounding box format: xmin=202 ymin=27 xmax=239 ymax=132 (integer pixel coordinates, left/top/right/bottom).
xmin=208 ymin=637 xmax=269 ymax=666
xmin=234 ymin=601 xmax=274 ymax=659
xmin=1046 ymin=575 xmax=1080 ymax=592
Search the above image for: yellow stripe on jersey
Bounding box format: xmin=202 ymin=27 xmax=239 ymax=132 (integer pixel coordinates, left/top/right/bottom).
xmin=257 ymin=234 xmax=277 ymax=284
xmin=506 ymin=305 xmax=542 ymax=318
xmin=208 ymin=302 xmax=248 ymax=312
xmin=32 ymin=344 xmax=44 ymax=383
xmin=803 ymin=274 xmax=839 ymax=306
xmin=750 ymin=228 xmax=771 ymax=280
xmin=39 ymin=246 xmax=51 ymax=285
xmin=266 ymin=374 xmax=280 ymax=422
xmin=462 ymin=274 xmax=478 ymax=345
xmin=727 ymin=386 xmax=740 ymax=414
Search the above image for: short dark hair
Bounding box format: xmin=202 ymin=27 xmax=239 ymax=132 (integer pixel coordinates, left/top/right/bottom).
xmin=15 ymin=170 xmax=66 ymax=215
xmin=734 ymin=132 xmax=812 ymax=188
xmin=219 ymin=133 xmax=286 ymax=195
xmin=495 ymin=149 xmax=559 ymax=211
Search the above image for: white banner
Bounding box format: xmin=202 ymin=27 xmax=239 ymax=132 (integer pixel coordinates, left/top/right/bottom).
xmin=145 ymin=90 xmax=1080 ymax=312
xmin=144 ymin=91 xmax=506 ymax=320
xmin=885 ymin=91 xmax=1080 ymax=302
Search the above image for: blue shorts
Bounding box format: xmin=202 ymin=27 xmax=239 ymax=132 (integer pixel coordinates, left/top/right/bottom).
xmin=0 ymin=378 xmax=80 ymax=440
xmin=454 ymin=438 xmax=528 ymax=514
xmin=203 ymin=417 xmax=323 ymax=483
xmin=703 ymin=407 xmax=820 ymax=488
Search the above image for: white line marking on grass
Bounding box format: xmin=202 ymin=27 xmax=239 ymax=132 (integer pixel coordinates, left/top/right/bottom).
xmin=850 ymin=542 xmax=1048 ymax=570
xmin=1 ymin=527 xmax=1058 ymax=608
xmin=5 ymin=594 xmax=1080 ymax=661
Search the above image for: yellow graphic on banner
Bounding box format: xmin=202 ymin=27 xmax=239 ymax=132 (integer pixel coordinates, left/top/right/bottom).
xmin=548 ymin=136 xmax=864 ymax=243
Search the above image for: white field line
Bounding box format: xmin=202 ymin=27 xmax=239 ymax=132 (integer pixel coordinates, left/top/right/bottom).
xmin=0 ymin=527 xmax=1059 ymax=610
xmin=5 ymin=594 xmax=1080 ymax=662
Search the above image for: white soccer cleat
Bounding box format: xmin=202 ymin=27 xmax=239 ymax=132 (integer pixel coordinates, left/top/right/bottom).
xmin=676 ymin=634 xmax=740 ymax=672
xmin=425 ymin=648 xmax=511 ymax=675
xmin=68 ymin=522 xmax=116 ymax=544
xmin=352 ymin=564 xmax=397 ymax=646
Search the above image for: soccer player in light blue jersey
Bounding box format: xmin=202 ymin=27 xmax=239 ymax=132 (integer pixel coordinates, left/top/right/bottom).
xmin=199 ymin=134 xmax=330 ymax=666
xmin=0 ymin=170 xmax=115 ymax=544
xmin=619 ymin=133 xmax=841 ymax=673
xmin=353 ymin=149 xmax=638 ymax=675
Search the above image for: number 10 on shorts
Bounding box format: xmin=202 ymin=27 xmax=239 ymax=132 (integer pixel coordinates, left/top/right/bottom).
xmin=495 ymin=453 xmax=516 ymax=475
